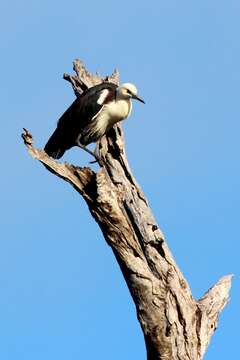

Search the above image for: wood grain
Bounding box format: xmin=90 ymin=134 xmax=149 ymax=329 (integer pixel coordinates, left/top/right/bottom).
xmin=22 ymin=60 xmax=232 ymax=360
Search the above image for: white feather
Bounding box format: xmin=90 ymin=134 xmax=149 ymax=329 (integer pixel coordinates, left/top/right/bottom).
xmin=97 ymin=89 xmax=109 ymax=105
xmin=90 ymin=99 xmax=132 ymax=139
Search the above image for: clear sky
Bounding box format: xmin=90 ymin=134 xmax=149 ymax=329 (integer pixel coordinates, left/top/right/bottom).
xmin=1 ymin=0 xmax=239 ymax=359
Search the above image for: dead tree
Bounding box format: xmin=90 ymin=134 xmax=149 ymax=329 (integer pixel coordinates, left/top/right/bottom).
xmin=22 ymin=59 xmax=232 ymax=360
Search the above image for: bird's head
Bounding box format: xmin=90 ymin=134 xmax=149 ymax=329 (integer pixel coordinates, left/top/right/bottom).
xmin=117 ymin=83 xmax=145 ymax=103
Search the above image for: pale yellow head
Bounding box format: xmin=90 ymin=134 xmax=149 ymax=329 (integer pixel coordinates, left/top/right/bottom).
xmin=117 ymin=83 xmax=145 ymax=103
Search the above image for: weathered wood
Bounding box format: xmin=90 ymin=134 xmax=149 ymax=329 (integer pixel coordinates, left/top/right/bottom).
xmin=22 ymin=60 xmax=232 ymax=360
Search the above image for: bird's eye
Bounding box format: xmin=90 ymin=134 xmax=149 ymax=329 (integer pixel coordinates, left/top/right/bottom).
xmin=126 ymin=89 xmax=132 ymax=95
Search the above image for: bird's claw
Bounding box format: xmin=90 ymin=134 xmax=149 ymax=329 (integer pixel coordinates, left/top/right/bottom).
xmin=89 ymin=155 xmax=104 ymax=167
xmin=89 ymin=159 xmax=98 ymax=164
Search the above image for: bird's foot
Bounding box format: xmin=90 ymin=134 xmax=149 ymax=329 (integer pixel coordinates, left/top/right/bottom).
xmin=89 ymin=154 xmax=104 ymax=167
xmin=89 ymin=159 xmax=97 ymax=164
xmin=77 ymin=143 xmax=104 ymax=167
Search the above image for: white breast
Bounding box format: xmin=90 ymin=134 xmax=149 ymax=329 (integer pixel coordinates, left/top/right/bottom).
xmin=106 ymin=99 xmax=132 ymax=123
xmin=93 ymin=99 xmax=132 ymax=138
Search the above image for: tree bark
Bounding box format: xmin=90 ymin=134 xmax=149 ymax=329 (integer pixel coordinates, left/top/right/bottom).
xmin=22 ymin=59 xmax=232 ymax=360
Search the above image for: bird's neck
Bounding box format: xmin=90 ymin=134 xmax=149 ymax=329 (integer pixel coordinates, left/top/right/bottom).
xmin=103 ymin=96 xmax=132 ymax=124
xmin=115 ymin=97 xmax=132 ymax=119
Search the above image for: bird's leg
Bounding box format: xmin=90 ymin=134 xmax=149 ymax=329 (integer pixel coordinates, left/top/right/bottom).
xmin=78 ymin=143 xmax=96 ymax=158
xmin=77 ymin=143 xmax=103 ymax=166
xmin=89 ymin=146 xmax=101 ymax=164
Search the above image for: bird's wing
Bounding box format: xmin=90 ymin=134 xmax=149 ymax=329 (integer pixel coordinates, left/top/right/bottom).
xmin=57 ymin=82 xmax=117 ymax=131
xmin=44 ymin=82 xmax=117 ymax=157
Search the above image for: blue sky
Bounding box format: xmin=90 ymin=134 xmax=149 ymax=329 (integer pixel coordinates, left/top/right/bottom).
xmin=1 ymin=0 xmax=239 ymax=359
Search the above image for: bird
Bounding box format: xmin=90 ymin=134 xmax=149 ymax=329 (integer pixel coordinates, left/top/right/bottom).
xmin=44 ymin=82 xmax=145 ymax=162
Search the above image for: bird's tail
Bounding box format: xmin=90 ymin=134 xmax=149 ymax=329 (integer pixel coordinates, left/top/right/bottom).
xmin=44 ymin=129 xmax=66 ymax=159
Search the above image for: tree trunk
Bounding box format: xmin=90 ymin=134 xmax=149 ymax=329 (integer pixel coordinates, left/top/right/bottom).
xmin=22 ymin=59 xmax=232 ymax=360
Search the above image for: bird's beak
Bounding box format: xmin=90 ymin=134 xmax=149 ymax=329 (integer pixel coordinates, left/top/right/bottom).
xmin=132 ymin=94 xmax=145 ymax=104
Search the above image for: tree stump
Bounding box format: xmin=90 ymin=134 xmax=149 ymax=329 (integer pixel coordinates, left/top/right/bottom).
xmin=22 ymin=59 xmax=232 ymax=360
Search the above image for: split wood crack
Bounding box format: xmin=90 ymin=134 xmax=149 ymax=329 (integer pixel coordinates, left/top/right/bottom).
xmin=22 ymin=59 xmax=232 ymax=360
